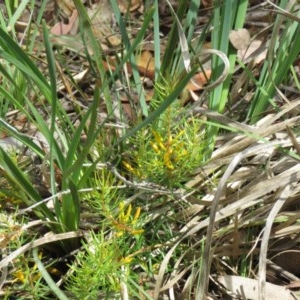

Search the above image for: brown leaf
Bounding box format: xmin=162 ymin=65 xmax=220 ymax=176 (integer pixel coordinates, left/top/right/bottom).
xmin=118 ymin=0 xmax=141 ymax=13
xmin=238 ymin=39 xmax=267 ymax=65
xmin=50 ymin=9 xmax=78 ymax=35
xmin=88 ymin=1 xmax=121 ymax=48
xmin=136 ymin=50 xmax=155 ymax=78
xmin=56 ymin=0 xmax=75 ymax=17
xmin=186 ymin=70 xmax=212 ymax=91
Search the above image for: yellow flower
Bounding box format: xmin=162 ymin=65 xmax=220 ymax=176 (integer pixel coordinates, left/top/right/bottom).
xmin=150 ymin=141 xmax=161 ymax=153
xmin=164 ymin=148 xmax=174 ymax=170
xmin=122 ymin=161 xmax=141 ymax=177
xmin=122 ymin=161 xmax=135 ymax=173
xmin=120 ymin=256 xmax=133 ymax=264
xmin=152 ymin=130 xmax=166 ymax=151
xmin=112 ymin=203 xmax=144 ymax=236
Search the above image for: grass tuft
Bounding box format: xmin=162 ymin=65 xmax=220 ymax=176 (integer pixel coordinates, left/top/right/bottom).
xmin=2 ymin=1 xmax=300 ymax=299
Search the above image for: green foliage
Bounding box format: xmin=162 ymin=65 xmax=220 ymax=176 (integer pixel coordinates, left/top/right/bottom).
xmin=0 ymin=19 xmax=110 ymax=248
xmin=3 ymin=0 xmax=298 ymax=299
xmin=66 ymin=232 xmax=121 ymax=298
xmin=205 ymin=0 xmax=248 ymax=158
xmin=247 ymin=0 xmax=300 ymax=123
xmin=0 ymin=0 xmax=205 ymax=294
xmin=66 ymin=227 xmax=143 ymax=299
xmin=122 ymin=78 xmax=205 ymax=187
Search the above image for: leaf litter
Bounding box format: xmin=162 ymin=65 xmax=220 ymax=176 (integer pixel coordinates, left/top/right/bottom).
xmin=1 ymin=1 xmax=300 ymax=299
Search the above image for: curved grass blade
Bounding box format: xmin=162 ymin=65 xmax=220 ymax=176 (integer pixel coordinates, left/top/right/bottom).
xmin=0 ymin=28 xmax=50 ymax=94
xmin=0 ymin=147 xmax=54 ymax=221
xmin=248 ymin=1 xmax=300 ymax=123
xmin=116 ymin=66 xmax=198 ymax=145
xmin=0 ymin=116 xmax=45 ymax=158
xmin=33 ymin=247 xmax=69 ymax=300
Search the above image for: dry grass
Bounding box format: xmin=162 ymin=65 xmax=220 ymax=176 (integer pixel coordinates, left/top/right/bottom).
xmin=1 ymin=1 xmax=300 ymax=299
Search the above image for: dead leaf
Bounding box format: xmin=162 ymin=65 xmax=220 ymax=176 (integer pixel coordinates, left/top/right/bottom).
xmin=218 ymin=275 xmax=295 ymax=300
xmin=229 ymin=28 xmax=251 ymax=50
xmin=238 ymin=39 xmax=267 ymax=65
xmin=56 ymin=0 xmax=75 ymax=17
xmin=88 ymin=1 xmax=121 ymax=48
xmin=50 ymin=9 xmax=78 ymax=35
xmin=120 ymin=87 xmax=153 ymax=120
xmin=118 ymin=0 xmax=141 ymax=13
xmin=136 ymin=50 xmax=155 ymax=78
xmin=186 ymin=69 xmax=212 ymax=91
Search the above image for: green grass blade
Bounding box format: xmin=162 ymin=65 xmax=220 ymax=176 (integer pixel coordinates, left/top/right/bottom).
xmin=205 ymin=0 xmax=248 ymax=159
xmin=33 ymin=247 xmax=69 ymax=300
xmin=7 ymin=0 xmax=29 ymax=33
xmin=73 ymin=0 xmax=113 ymax=115
xmin=25 ymin=100 xmax=66 ymax=168
xmin=0 ymin=147 xmax=40 ymax=201
xmin=116 ymin=66 xmax=197 ymax=144
xmin=0 ymin=147 xmax=54 ymax=220
xmin=248 ymin=1 xmax=300 ymax=123
xmin=64 ymin=85 xmax=100 ymax=179
xmin=0 ymin=117 xmax=45 ymax=158
xmin=185 ymin=0 xmax=201 ymax=41
xmin=110 ymin=0 xmax=154 ymax=116
xmin=42 ymin=21 xmax=59 ymax=197
xmin=0 ymin=27 xmax=49 ymax=89
xmin=153 ymin=0 xmax=161 ymax=80
xmin=64 ymin=179 xmax=80 ymax=231
xmin=159 ymin=0 xmax=189 ymax=75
